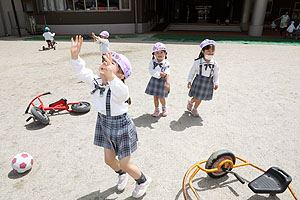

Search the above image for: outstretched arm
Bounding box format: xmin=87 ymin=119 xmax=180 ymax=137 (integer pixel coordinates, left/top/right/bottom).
xmin=91 ymin=32 xmax=97 ymax=41
xmin=71 ymin=35 xmax=97 ymax=86
xmin=71 ymin=35 xmax=83 ymax=60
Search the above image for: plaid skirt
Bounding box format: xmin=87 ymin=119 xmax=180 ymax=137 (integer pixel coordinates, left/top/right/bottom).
xmin=94 ymin=112 xmax=138 ymax=160
xmin=188 ymin=75 xmax=214 ymax=100
xmin=145 ymin=77 xmax=169 ymax=98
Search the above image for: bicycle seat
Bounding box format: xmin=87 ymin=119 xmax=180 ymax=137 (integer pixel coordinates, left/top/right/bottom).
xmin=248 ymin=167 xmax=292 ymax=194
xmin=49 ymin=98 xmax=67 ymax=107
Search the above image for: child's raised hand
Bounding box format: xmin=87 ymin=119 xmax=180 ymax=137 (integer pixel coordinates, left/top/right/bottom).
xmin=71 ymin=35 xmax=83 ymax=60
xmin=187 ymin=82 xmax=191 ymax=89
xmin=99 ymin=52 xmax=115 ymax=81
xmin=91 ymin=32 xmax=96 ymax=40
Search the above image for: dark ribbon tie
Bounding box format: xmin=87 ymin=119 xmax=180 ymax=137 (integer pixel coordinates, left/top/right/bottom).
xmin=153 ymin=62 xmax=163 ymax=69
xmin=91 ymin=78 xmax=106 ymax=96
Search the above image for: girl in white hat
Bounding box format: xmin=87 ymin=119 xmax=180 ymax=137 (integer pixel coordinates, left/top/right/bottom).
xmin=71 ymin=35 xmax=151 ymax=198
xmin=187 ymin=39 xmax=219 ymax=117
xmin=92 ymin=30 xmax=110 ymax=61
xmin=145 ymin=42 xmax=170 ymax=117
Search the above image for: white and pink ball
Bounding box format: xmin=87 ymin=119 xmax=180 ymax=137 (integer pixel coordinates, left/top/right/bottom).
xmin=11 ymin=152 xmax=33 ymax=173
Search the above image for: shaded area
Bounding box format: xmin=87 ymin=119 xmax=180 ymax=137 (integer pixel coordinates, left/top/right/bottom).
xmin=24 ymin=121 xmax=48 ymax=130
xmin=8 ymin=169 xmax=31 ymax=179
xmin=24 ymin=34 xmax=144 ymax=41
xmin=144 ymin=33 xmax=300 ymax=45
xmin=132 ymin=114 xmax=160 ymax=129
xmin=77 ymin=186 xmax=146 ymax=200
xmin=176 ymin=176 xmax=240 ymax=200
xmin=170 ymin=111 xmax=203 ymax=131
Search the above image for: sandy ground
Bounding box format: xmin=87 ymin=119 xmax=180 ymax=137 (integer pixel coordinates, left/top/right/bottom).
xmin=0 ymin=37 xmax=299 ymax=200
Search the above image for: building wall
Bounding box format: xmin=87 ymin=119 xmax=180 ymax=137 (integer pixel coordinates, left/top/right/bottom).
xmin=33 ymin=0 xmax=159 ymax=34
xmin=0 ymin=0 xmax=29 ymax=36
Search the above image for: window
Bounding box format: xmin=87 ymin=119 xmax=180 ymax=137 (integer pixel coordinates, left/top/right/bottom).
xmin=109 ymin=0 xmax=119 ymax=10
xmin=56 ymin=0 xmax=66 ymax=11
xmin=121 ymin=0 xmax=129 ymax=9
xmin=86 ymin=0 xmax=96 ymax=10
xmin=74 ymin=0 xmax=85 ymax=10
xmin=266 ymin=0 xmax=273 ymax=14
xmin=97 ymin=0 xmax=108 ymax=10
xmin=48 ymin=0 xmax=56 ymax=11
xmin=293 ymin=2 xmax=300 ymax=19
xmin=66 ymin=0 xmax=74 ymax=10
xmin=38 ymin=0 xmax=129 ymax=11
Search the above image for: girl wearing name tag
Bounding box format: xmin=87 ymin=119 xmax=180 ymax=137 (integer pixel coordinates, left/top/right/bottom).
xmin=145 ymin=42 xmax=170 ymax=117
xmin=187 ymin=39 xmax=219 ymax=117
xmin=71 ymin=36 xmax=151 ymax=198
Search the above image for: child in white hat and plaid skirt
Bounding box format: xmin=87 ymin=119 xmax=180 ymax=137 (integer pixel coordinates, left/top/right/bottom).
xmin=145 ymin=42 xmax=170 ymax=117
xmin=71 ymin=35 xmax=151 ymax=198
xmin=187 ymin=39 xmax=219 ymax=117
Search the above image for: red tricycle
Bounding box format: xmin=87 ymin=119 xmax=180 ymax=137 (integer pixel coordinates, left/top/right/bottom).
xmin=25 ymin=92 xmax=91 ymax=125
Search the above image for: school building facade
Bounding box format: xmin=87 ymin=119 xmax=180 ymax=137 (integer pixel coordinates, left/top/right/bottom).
xmin=0 ymin=0 xmax=300 ymax=37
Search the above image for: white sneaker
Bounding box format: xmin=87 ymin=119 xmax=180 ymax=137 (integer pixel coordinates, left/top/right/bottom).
xmin=132 ymin=177 xmax=152 ymax=198
xmin=117 ymin=173 xmax=128 ymax=191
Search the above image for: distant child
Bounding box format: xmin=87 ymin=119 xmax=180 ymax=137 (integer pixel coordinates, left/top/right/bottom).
xmin=271 ymin=21 xmax=277 ymax=31
xmin=92 ymin=31 xmax=110 ymax=61
xmin=295 ymin=23 xmax=300 ymax=39
xmin=187 ymin=39 xmax=219 ymax=117
xmin=70 ymin=35 xmax=151 ymax=198
xmin=42 ymin=27 xmax=56 ymax=49
xmin=286 ymin=21 xmax=295 ymax=38
xmin=145 ymin=42 xmax=170 ymax=117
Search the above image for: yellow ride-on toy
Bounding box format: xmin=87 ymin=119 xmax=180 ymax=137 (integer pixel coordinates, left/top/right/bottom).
xmin=183 ymin=150 xmax=298 ymax=200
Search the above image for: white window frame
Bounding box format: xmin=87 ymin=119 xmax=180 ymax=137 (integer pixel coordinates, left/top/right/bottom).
xmin=266 ymin=0 xmax=273 ymax=14
xmin=293 ymin=2 xmax=300 ymax=19
xmin=40 ymin=0 xmax=131 ymax=12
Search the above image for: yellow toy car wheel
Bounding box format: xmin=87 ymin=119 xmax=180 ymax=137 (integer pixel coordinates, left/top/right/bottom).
xmin=205 ymin=149 xmax=236 ymax=178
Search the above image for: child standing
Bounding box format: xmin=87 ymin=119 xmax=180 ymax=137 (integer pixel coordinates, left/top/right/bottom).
xmin=187 ymin=39 xmax=219 ymax=117
xmin=92 ymin=31 xmax=110 ymax=61
xmin=71 ymin=35 xmax=151 ymax=198
xmin=286 ymin=21 xmax=295 ymax=38
xmin=42 ymin=27 xmax=56 ymax=49
xmin=145 ymin=42 xmax=170 ymax=117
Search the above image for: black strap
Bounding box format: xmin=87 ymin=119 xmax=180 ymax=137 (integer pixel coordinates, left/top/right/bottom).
xmin=199 ymin=59 xmax=215 ymax=77
xmin=106 ymin=89 xmax=111 ymax=116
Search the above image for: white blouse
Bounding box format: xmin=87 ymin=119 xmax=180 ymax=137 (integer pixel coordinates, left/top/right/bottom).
xmin=71 ymin=57 xmax=129 ymax=116
xmin=187 ymin=58 xmax=219 ymax=86
xmin=95 ymin=37 xmax=110 ymax=55
xmin=148 ymin=58 xmax=170 ymax=79
xmin=42 ymin=32 xmax=55 ymax=41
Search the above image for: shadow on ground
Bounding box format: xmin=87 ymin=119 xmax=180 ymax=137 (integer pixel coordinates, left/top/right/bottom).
xmin=77 ymin=185 xmax=146 ymax=200
xmin=8 ymin=169 xmax=31 ymax=179
xmin=170 ymin=111 xmax=203 ymax=131
xmin=132 ymin=114 xmax=161 ymax=129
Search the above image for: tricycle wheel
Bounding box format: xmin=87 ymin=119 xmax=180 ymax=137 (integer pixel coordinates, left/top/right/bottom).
xmin=71 ymin=102 xmax=91 ymax=113
xmin=31 ymin=106 xmax=50 ymax=125
xmin=205 ymin=149 xmax=236 ymax=178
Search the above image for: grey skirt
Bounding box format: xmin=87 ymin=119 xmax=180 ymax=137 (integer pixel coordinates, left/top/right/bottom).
xmin=188 ymin=75 xmax=214 ymax=100
xmin=94 ymin=112 xmax=138 ymax=160
xmin=145 ymin=77 xmax=169 ymax=98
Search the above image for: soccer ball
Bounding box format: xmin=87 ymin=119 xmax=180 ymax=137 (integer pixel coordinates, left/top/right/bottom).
xmin=11 ymin=152 xmax=33 ymax=173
